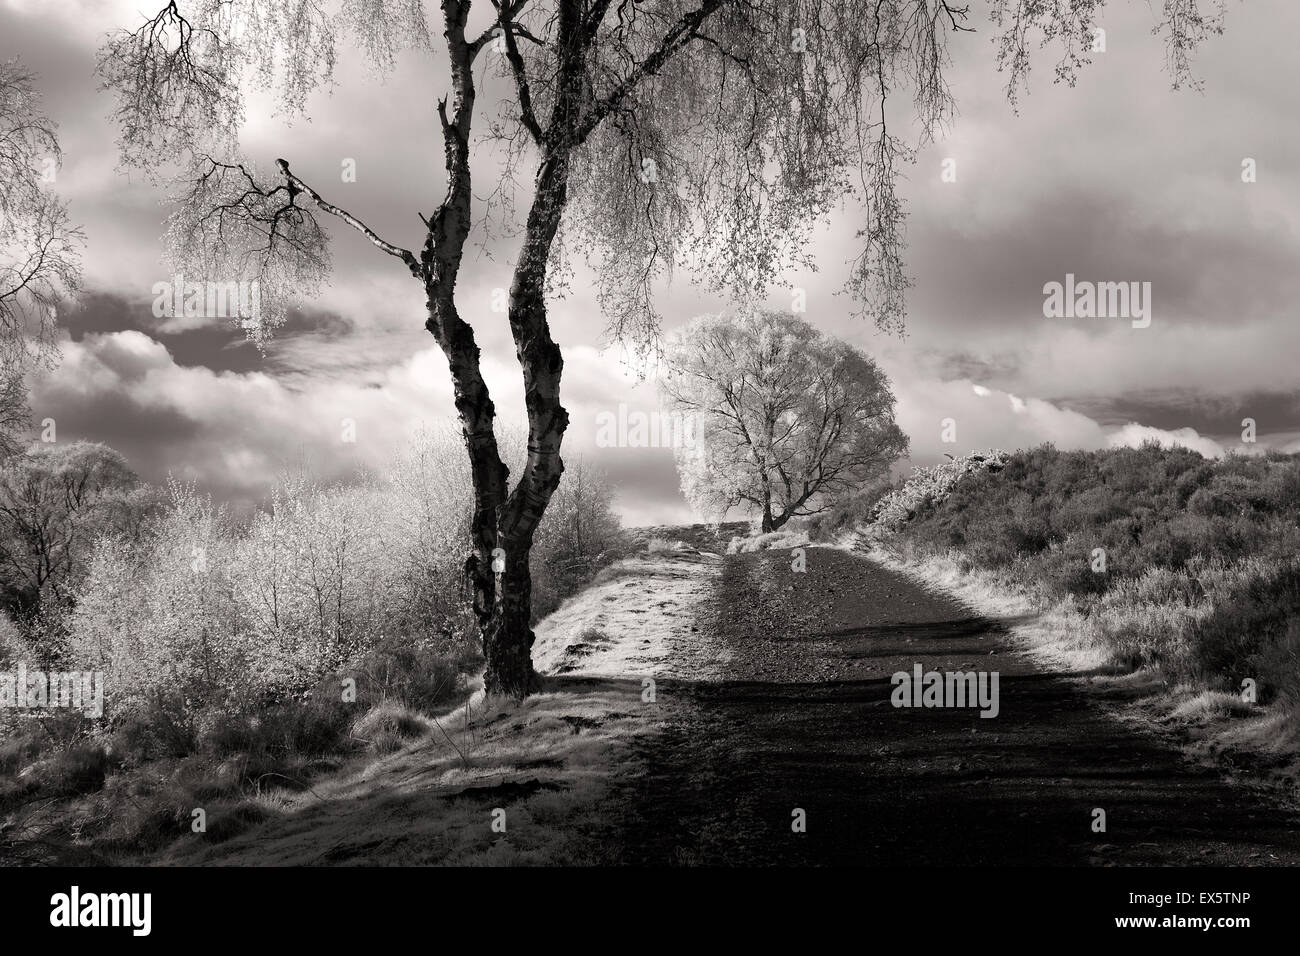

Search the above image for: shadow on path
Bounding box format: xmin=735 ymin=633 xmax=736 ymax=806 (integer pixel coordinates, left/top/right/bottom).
xmin=601 ymin=547 xmax=1300 ymax=866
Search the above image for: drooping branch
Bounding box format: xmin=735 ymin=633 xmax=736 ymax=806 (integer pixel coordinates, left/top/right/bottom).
xmin=575 ymin=0 xmax=727 ymax=145
xmin=96 ymin=0 xmax=243 ymax=175
xmin=164 ymin=156 xmax=329 ymax=342
xmin=0 ymin=59 xmax=81 ymax=397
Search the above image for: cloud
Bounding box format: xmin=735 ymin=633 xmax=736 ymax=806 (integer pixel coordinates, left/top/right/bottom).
xmin=895 ymin=371 xmax=1267 ymax=467
xmin=894 ymin=375 xmax=1106 ymax=466
xmin=29 ymin=331 xmax=453 ymax=509
xmin=1106 ymin=423 xmax=1227 ymax=459
xmin=27 ymin=329 xmax=698 ymax=522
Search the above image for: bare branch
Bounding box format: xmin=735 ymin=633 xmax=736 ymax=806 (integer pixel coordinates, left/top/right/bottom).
xmin=497 ymin=12 xmax=545 ymax=144
xmin=275 ymin=158 xmax=422 ymax=277
xmin=575 ymin=0 xmax=727 ymax=145
xmin=163 ymin=156 xmax=330 ymax=344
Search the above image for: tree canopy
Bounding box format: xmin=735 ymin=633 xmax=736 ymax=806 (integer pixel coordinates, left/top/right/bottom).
xmin=662 ymin=310 xmax=908 ymax=530
xmin=0 ymin=441 xmax=149 ymax=616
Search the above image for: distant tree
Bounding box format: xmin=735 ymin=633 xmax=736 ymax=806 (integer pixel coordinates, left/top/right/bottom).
xmin=96 ymin=0 xmax=1233 ymax=695
xmin=661 ymin=311 xmax=908 ymax=531
xmin=0 ymin=442 xmax=149 ymax=615
xmin=0 ymin=59 xmax=82 ymax=456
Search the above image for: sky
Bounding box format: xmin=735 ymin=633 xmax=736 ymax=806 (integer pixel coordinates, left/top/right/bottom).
xmin=2 ymin=0 xmax=1298 ymax=526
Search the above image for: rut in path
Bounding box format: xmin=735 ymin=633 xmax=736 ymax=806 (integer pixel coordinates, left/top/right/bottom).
xmin=602 ymin=546 xmax=1300 ymax=866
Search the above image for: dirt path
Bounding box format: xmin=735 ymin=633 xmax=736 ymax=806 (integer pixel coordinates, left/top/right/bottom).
xmin=599 ymin=546 xmax=1300 ymax=866
xmin=155 ymin=545 xmax=1300 ymax=866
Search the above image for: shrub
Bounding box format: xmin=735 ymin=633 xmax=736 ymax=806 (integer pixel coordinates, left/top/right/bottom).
xmin=352 ymin=701 xmax=428 ymax=753
xmin=530 ymin=456 xmax=627 ymax=619
xmin=870 ymin=451 xmax=1009 ymax=531
xmin=1188 ymin=561 xmax=1300 ymax=698
xmin=43 ymin=743 xmax=110 ymax=796
xmin=353 ymin=636 xmax=480 ymax=715
xmin=804 ymin=483 xmax=890 ymax=541
xmin=870 ymin=444 xmax=1300 ymax=710
xmin=63 ymin=428 xmax=620 ymax=749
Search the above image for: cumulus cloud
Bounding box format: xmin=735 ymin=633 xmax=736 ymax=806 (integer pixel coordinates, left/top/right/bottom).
xmin=1106 ymin=423 xmax=1227 ymax=459
xmin=895 ymin=372 xmax=1269 ymax=469
xmin=29 ymin=331 xmax=429 ymax=509
xmin=27 ymin=329 xmax=695 ymax=521
xmin=893 ymin=375 xmax=1105 ymax=467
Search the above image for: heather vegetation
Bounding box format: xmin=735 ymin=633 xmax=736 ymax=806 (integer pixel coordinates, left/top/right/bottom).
xmin=864 ymin=443 xmax=1300 ymax=713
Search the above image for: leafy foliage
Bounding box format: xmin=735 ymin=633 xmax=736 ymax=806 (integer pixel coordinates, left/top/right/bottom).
xmin=869 ymin=450 xmax=1010 ymax=531
xmin=662 ymin=310 xmax=908 ymax=529
xmin=0 ymin=442 xmax=151 ymax=619
xmin=0 ymin=59 xmax=82 ymax=453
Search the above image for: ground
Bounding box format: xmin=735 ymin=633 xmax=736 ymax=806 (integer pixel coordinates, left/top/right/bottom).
xmin=155 ymin=542 xmax=1300 ymax=866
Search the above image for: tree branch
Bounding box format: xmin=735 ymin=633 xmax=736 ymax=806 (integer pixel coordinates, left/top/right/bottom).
xmin=497 ymin=13 xmax=544 ymax=145
xmin=274 ymin=158 xmax=421 ymax=278
xmin=574 ymin=0 xmax=727 ymax=144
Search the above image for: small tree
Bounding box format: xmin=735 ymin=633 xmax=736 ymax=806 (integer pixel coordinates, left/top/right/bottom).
xmin=662 ymin=311 xmax=908 ymax=531
xmin=531 ymin=455 xmax=623 ymax=614
xmin=0 ymin=442 xmax=148 ymax=616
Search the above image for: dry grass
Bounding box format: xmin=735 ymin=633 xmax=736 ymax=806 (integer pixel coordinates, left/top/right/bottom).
xmin=1171 ymin=690 xmax=1257 ymax=723
xmin=856 ymin=540 xmax=1300 ymax=792
xmin=725 ymin=529 xmax=810 ymax=554
xmin=149 ymin=676 xmax=673 ymax=866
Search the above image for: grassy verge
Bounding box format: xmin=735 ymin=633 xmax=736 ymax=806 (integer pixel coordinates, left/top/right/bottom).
xmin=853 ymin=444 xmax=1300 ymax=790
xmin=153 ymin=675 xmax=671 ymax=866
xmin=0 ymin=542 xmax=717 ymax=865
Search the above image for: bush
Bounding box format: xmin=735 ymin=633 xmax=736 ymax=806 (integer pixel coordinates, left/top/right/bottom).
xmin=870 ymin=451 xmax=1009 ymax=531
xmin=352 ymin=701 xmax=428 ymax=753
xmin=804 ymin=484 xmax=890 ymax=541
xmin=352 ymin=636 xmax=480 ymax=715
xmin=62 ymin=428 xmax=620 ymax=749
xmin=870 ymin=443 xmax=1300 ymax=708
xmin=1188 ymin=561 xmax=1300 ymax=698
xmin=530 ymin=457 xmax=627 ymax=619
xmin=43 ymin=743 xmax=110 ymax=796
